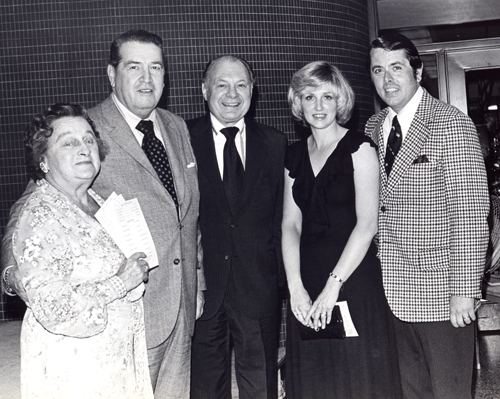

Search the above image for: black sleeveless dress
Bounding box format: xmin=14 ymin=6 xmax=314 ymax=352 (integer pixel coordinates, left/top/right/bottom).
xmin=284 ymin=130 xmax=402 ymax=399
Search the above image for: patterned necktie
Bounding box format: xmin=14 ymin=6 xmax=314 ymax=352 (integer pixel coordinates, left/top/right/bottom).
xmin=137 ymin=120 xmax=179 ymax=211
xmin=220 ymin=126 xmax=244 ymax=212
xmin=384 ymin=115 xmax=403 ymax=176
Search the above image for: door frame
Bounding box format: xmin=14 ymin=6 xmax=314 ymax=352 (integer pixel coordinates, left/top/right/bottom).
xmin=416 ymin=38 xmax=500 ymax=114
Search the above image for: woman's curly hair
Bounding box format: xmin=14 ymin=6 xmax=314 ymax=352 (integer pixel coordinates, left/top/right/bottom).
xmin=25 ymin=103 xmax=109 ymax=181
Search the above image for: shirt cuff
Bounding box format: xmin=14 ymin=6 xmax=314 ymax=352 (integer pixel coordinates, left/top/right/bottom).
xmin=107 ymin=275 xmax=127 ymax=299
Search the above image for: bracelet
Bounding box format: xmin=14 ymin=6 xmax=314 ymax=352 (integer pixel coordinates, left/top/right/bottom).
xmin=2 ymin=265 xmax=17 ymax=297
xmin=329 ymin=272 xmax=345 ymax=285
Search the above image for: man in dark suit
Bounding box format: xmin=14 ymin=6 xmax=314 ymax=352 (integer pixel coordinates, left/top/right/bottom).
xmin=1 ymin=29 xmax=204 ymax=399
xmin=186 ymin=55 xmax=286 ymax=399
xmin=365 ymin=33 xmax=489 ymax=398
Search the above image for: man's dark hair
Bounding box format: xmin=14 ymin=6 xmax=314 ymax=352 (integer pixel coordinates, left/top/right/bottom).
xmin=109 ymin=29 xmax=164 ymax=68
xmin=370 ymin=32 xmax=423 ymax=77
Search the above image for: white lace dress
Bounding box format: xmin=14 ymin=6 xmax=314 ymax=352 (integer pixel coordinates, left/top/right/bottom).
xmin=13 ymin=179 xmax=153 ymax=399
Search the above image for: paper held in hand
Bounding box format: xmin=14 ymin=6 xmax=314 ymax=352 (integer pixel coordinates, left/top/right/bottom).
xmin=337 ymin=301 xmax=359 ymax=337
xmin=95 ymin=192 xmax=159 ymax=269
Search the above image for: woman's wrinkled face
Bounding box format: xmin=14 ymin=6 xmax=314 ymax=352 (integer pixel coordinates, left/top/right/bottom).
xmin=42 ymin=116 xmax=100 ymax=187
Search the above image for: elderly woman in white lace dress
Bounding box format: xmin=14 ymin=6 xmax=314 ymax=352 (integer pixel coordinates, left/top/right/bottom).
xmin=11 ymin=103 xmax=153 ymax=399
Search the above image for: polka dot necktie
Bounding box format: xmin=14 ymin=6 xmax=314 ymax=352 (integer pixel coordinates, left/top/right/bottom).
xmin=220 ymin=126 xmax=244 ymax=213
xmin=137 ymin=120 xmax=179 ymax=212
xmin=384 ymin=115 xmax=403 ymax=176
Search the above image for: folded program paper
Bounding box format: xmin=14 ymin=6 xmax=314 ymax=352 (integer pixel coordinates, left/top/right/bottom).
xmin=95 ymin=192 xmax=159 ymax=269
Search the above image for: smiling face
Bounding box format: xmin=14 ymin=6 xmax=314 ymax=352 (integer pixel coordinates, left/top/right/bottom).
xmin=370 ymin=48 xmax=422 ymax=114
xmin=108 ymin=41 xmax=165 ymax=119
xmin=300 ymin=83 xmax=339 ymax=131
xmin=202 ymin=58 xmax=253 ymax=127
xmin=43 ymin=116 xmax=100 ymax=189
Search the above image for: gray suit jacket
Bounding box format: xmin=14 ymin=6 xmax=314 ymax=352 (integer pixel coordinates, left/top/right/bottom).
xmin=2 ymin=96 xmax=204 ymax=348
xmin=365 ymin=88 xmax=489 ymax=323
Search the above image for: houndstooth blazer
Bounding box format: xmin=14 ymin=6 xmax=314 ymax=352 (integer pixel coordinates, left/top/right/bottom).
xmin=365 ymin=88 xmax=490 ymax=323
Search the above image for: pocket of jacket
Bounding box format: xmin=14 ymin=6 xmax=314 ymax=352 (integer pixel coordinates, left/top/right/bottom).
xmin=416 ymin=246 xmax=450 ymax=271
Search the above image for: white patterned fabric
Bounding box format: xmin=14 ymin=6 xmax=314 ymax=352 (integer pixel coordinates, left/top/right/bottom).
xmin=365 ymin=89 xmax=490 ymax=323
xmin=13 ymin=179 xmax=153 ymax=399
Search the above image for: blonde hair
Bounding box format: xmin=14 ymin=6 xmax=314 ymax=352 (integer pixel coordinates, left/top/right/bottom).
xmin=288 ymin=61 xmax=355 ymax=126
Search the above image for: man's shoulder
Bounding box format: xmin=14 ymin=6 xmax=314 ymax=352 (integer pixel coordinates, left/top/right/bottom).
xmin=184 ymin=114 xmax=209 ymax=133
xmin=88 ymin=96 xmax=111 ymax=119
xmin=367 ymin=109 xmax=386 ymax=124
xmin=247 ymin=120 xmax=286 ymax=143
xmin=365 ymin=108 xmax=387 ymax=131
xmin=155 ymin=107 xmax=186 ymax=126
xmin=424 ymin=93 xmax=465 ymax=118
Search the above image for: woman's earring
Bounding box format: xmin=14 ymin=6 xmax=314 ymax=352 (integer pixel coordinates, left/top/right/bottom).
xmin=40 ymin=162 xmax=49 ymax=174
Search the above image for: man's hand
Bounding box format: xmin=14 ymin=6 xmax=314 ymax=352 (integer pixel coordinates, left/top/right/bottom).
xmin=4 ymin=265 xmax=30 ymax=305
xmin=450 ymin=295 xmax=475 ymax=328
xmin=196 ymin=289 xmax=205 ymax=320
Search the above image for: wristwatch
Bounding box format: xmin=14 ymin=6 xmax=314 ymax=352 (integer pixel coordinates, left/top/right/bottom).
xmin=1 ymin=265 xmax=16 ymax=296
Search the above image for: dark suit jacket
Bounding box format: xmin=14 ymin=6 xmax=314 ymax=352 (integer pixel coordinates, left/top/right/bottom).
xmin=186 ymin=114 xmax=286 ymax=320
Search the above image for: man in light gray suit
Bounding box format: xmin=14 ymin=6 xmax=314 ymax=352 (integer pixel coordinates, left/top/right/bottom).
xmin=1 ymin=29 xmax=205 ymax=399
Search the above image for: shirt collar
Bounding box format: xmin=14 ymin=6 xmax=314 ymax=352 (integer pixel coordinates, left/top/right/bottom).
xmin=389 ymin=86 xmax=423 ymax=136
xmin=210 ymin=114 xmax=245 ymax=134
xmin=111 ymin=92 xmax=158 ymax=131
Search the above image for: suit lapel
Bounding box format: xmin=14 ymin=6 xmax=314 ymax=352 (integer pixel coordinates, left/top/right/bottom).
xmin=99 ymin=97 xmax=180 ymax=214
xmin=190 ymin=115 xmax=228 ymax=208
xmin=233 ymin=122 xmax=268 ymax=216
xmin=190 ymin=117 xmax=269 ymax=217
xmin=374 ymin=110 xmax=389 ymax=200
xmin=380 ymin=90 xmax=434 ymax=200
xmin=156 ymin=112 xmax=185 ymax=214
xmin=100 ymin=97 xmax=161 ymax=182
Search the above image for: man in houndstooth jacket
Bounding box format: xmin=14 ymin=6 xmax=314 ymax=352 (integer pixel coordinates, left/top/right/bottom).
xmin=365 ymin=33 xmax=489 ymax=399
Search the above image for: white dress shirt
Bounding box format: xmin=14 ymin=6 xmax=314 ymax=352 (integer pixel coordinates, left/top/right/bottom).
xmin=383 ymin=86 xmax=423 ymax=149
xmin=111 ymin=93 xmax=165 ymax=146
xmin=210 ymin=114 xmax=246 ymax=179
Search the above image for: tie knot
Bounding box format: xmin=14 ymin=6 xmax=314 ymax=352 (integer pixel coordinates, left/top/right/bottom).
xmin=220 ymin=126 xmax=239 ymax=140
xmin=392 ymin=115 xmax=401 ymax=130
xmin=136 ymin=120 xmax=155 ymax=137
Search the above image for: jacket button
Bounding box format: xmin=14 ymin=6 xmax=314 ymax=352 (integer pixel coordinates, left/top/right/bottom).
xmin=381 ymin=206 xmax=386 ymax=213
xmin=224 ymin=255 xmax=229 ymax=260
xmin=173 ymin=259 xmax=180 ymax=265
xmin=230 ymin=223 xmax=235 ymax=228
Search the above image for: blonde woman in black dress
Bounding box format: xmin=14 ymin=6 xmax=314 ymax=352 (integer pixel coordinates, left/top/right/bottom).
xmin=282 ymin=61 xmax=402 ymax=398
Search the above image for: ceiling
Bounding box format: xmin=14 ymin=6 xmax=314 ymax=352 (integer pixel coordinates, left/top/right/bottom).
xmin=385 ymin=19 xmax=500 ymax=45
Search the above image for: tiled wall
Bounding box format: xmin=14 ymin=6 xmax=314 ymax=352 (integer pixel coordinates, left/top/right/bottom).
xmin=0 ymin=0 xmax=372 ymax=320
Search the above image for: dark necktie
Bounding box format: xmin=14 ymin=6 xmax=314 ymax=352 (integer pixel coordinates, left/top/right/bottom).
xmin=220 ymin=126 xmax=244 ymax=212
xmin=384 ymin=115 xmax=403 ymax=176
xmin=137 ymin=120 xmax=179 ymax=211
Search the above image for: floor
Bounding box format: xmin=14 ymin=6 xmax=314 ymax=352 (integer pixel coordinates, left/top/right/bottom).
xmin=0 ymin=320 xmax=499 ymax=399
